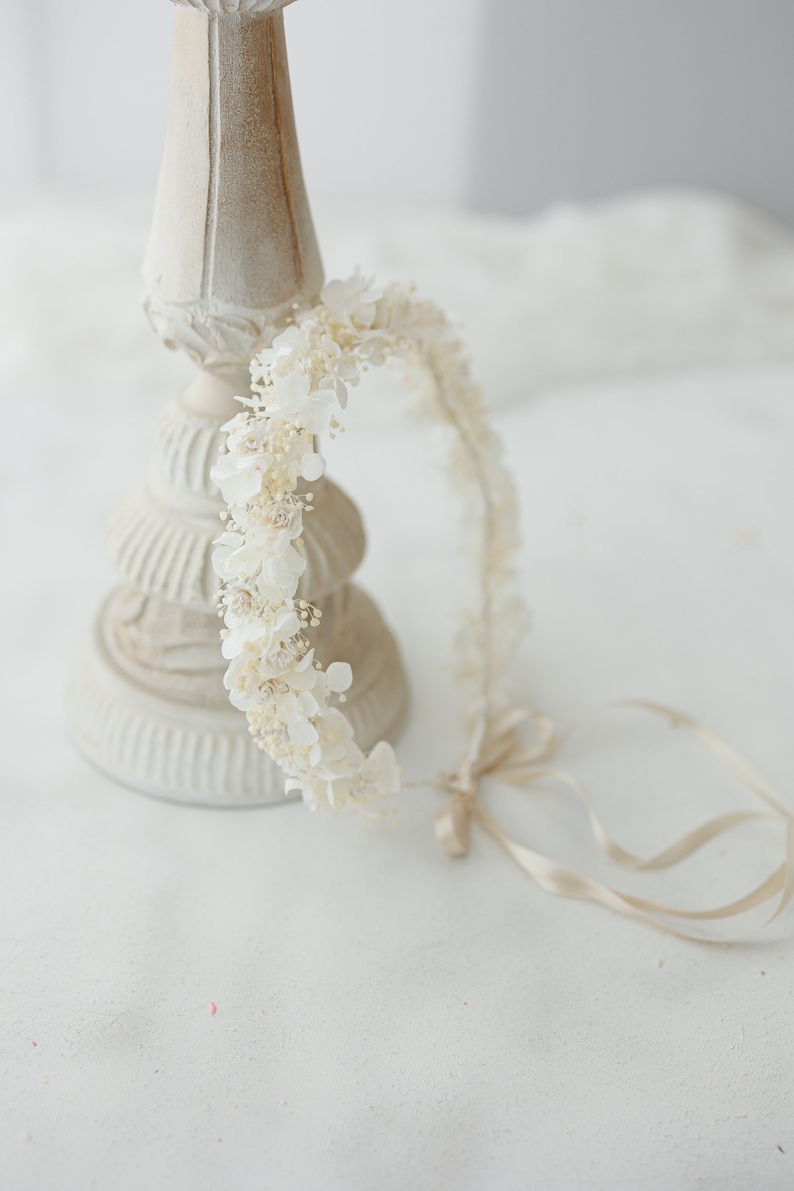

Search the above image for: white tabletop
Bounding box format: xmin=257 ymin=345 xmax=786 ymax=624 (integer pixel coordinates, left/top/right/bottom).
xmin=2 ymin=192 xmax=793 ymax=1190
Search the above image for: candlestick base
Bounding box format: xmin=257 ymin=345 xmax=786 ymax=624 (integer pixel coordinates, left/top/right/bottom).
xmin=66 ymin=586 xmax=408 ymax=808
xmin=66 ymin=4 xmax=411 ymax=807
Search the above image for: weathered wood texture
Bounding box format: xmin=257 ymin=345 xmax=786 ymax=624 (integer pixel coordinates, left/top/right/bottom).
xmin=67 ymin=3 xmax=408 ymax=806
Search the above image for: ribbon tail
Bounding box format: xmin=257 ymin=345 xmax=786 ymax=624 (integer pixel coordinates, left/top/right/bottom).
xmin=500 ymin=765 xmax=780 ymax=872
xmin=435 ymin=797 xmax=471 ymax=858
xmin=470 ymin=799 xmax=794 ymax=942
xmin=613 ymin=700 xmax=793 ymax=819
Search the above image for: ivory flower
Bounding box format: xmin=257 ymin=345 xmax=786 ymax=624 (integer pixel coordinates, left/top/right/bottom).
xmin=321 ymin=273 xmax=382 ymax=329
xmin=210 ymin=447 xmax=269 ymax=505
xmin=325 ymin=661 xmax=353 ymax=693
xmin=223 ymin=602 xmax=299 ymax=662
xmin=278 ymin=376 xmax=337 ymax=434
xmin=211 ymin=526 xmax=307 ymax=597
xmin=299 ymin=453 xmax=325 ymax=482
xmin=250 ymin=325 xmax=310 ymax=382
xmin=213 ymin=272 xmax=521 ymax=819
xmin=260 ymin=532 xmax=306 ymax=600
xmin=263 ymin=502 xmax=302 ymax=538
xmin=224 ymin=639 xmax=318 ymax=711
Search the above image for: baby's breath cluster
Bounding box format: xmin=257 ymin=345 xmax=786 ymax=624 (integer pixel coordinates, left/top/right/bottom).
xmin=211 ymin=272 xmax=523 ymax=814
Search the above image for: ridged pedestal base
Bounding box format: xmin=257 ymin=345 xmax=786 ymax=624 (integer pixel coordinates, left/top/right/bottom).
xmin=66 ymin=587 xmax=409 ymax=808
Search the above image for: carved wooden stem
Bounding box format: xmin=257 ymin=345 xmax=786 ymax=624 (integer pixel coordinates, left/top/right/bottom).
xmin=143 ymin=5 xmax=322 ymax=371
xmin=66 ymin=1 xmax=408 ymax=806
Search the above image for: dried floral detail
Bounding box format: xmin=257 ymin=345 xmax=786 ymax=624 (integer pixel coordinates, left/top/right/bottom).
xmin=211 ymin=273 xmax=523 ymax=815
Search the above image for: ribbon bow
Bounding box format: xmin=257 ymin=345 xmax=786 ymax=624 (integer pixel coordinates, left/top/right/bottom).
xmin=432 ymin=701 xmax=794 ymax=941
xmin=434 ymin=707 xmax=557 ymax=858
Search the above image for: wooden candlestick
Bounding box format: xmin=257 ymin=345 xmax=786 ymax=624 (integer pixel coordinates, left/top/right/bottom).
xmin=67 ymin=0 xmax=408 ymax=806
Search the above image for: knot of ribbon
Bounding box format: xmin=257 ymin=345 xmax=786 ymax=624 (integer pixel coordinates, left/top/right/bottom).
xmin=430 ymin=700 xmax=794 ymax=941
xmin=434 ymin=707 xmax=557 ymax=858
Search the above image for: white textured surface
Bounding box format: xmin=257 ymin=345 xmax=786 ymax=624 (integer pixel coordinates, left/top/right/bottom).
xmin=3 ymin=189 xmax=794 ymax=404
xmin=2 ymin=193 xmax=794 ymax=1189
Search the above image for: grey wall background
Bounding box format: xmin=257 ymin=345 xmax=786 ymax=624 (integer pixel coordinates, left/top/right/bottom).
xmin=1 ymin=0 xmax=793 ymax=226
xmin=470 ymin=0 xmax=794 ymax=224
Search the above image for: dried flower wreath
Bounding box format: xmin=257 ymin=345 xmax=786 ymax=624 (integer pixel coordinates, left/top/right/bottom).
xmin=212 ymin=273 xmax=793 ymax=939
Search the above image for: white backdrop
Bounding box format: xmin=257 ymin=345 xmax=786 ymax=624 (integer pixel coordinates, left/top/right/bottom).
xmin=0 ymin=0 xmax=482 ymax=207
xmin=3 ymin=5 xmax=794 ymax=1187
xmin=3 ymin=190 xmax=794 ymax=1187
xmin=2 ymin=0 xmax=794 ymax=224
xmin=469 ymin=0 xmax=794 ymax=224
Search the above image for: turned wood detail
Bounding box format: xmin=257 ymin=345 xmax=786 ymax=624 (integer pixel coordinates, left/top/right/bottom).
xmin=143 ymin=8 xmax=320 ymax=371
xmin=172 ymin=0 xmax=296 ymax=15
xmin=66 ymin=0 xmax=408 ymax=805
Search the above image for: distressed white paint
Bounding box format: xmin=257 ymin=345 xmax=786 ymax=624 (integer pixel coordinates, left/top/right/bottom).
xmin=66 ymin=4 xmax=408 ymax=804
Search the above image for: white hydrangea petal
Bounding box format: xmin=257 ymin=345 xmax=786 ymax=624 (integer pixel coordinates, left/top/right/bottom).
xmin=302 ymin=784 xmax=320 ymax=812
xmin=275 ymin=609 xmax=301 ymax=639
xmin=209 ymin=453 xmax=238 ymax=484
xmin=298 ymin=690 xmax=320 ymax=719
xmin=220 ymin=411 xmax=250 ymax=434
xmin=325 ymin=661 xmax=353 ymax=693
xmin=367 ymin=741 xmax=401 ymax=795
xmin=228 ymin=688 xmax=253 ymax=712
xmin=273 ymin=371 xmax=310 ymax=413
xmin=317 ymin=375 xmax=347 ymax=408
xmin=299 ymin=453 xmax=325 ymax=481
xmin=303 ymin=398 xmax=334 ymax=436
xmin=288 ymin=720 xmax=319 ymax=747
xmin=212 ymin=545 xmax=238 ymax=580
xmin=324 ymin=707 xmax=355 ymax=740
xmin=222 ymin=653 xmax=246 ymax=693
xmin=241 ymin=617 xmax=269 ymax=643
xmin=214 ymin=462 xmax=265 ymax=505
xmin=283 ymin=544 xmax=307 ymax=576
xmin=221 ymin=627 xmax=244 ymax=659
xmin=264 ymin=555 xmax=300 ymax=590
xmin=214 ymin=530 xmax=243 ymax=548
xmin=287 ymin=662 xmax=320 ymax=692
xmin=276 ymin=693 xmax=301 ymax=724
xmin=319 ymin=277 xmax=350 ymax=314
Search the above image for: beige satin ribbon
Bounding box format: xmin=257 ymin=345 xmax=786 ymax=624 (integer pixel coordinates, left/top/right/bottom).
xmin=432 ymin=701 xmax=794 ymax=940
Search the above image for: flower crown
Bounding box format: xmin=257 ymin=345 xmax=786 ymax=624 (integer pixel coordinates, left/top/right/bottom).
xmin=210 ymin=272 xmax=519 ymax=816
xmin=210 ymin=272 xmax=794 ymax=940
